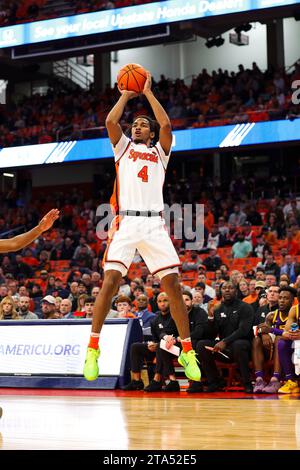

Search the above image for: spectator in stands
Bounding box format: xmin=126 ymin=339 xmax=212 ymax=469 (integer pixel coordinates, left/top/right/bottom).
xmin=192 ymin=291 xmax=208 ymax=313
xmin=18 ymin=296 xmax=38 ymax=319
xmin=27 ymin=2 xmax=40 ymax=20
xmin=37 ymin=250 xmax=51 ymax=272
xmin=55 ymin=296 xmax=62 ymax=312
xmin=59 ymin=298 xmax=73 ymax=318
xmin=117 ymin=277 xmax=131 ymax=297
xmin=280 ymin=255 xmax=299 ymax=283
xmin=203 ymin=246 xmax=222 ymax=271
xmin=230 ymin=270 xmax=243 ymax=287
xmin=217 ymin=217 xmax=229 ymax=237
xmin=40 ymin=295 xmax=58 ymax=319
xmin=0 ymin=296 xmax=20 ymax=320
xmin=7 ymin=280 xmax=18 ymax=297
xmin=263 ymin=253 xmax=281 ymax=280
xmin=149 ymin=281 xmax=161 ymax=313
xmin=246 ymin=206 xmax=263 ymax=226
xmin=82 ymin=273 xmax=92 ymax=291
xmin=73 ymin=245 xmax=93 ymax=269
xmin=265 ymin=274 xmax=277 ymax=288
xmin=220 ymin=264 xmax=230 ymax=281
xmin=255 ymin=268 xmax=266 ymax=282
xmin=83 ymin=296 xmax=95 ymax=319
xmin=128 ymin=280 xmax=140 ymax=302
xmin=68 ymin=281 xmax=79 ymax=311
xmin=242 ymin=279 xmax=257 ymax=304
xmin=14 ymin=254 xmax=34 ymax=279
xmin=237 ymin=279 xmax=249 ymax=300
xmin=254 ymin=285 xmax=279 ymax=326
xmin=0 ymin=284 xmax=8 ymax=301
xmin=196 ymin=281 xmax=254 ymax=393
xmin=228 ymin=204 xmax=247 ymax=227
xmin=253 ymin=235 xmax=269 ymax=258
xmin=60 ymin=237 xmax=75 ymax=259
xmin=250 ymin=280 xmax=267 ymax=312
xmin=232 ymin=233 xmax=252 ymax=259
xmin=78 ymin=281 xmax=88 ymax=295
xmin=91 ymin=271 xmax=101 ymax=288
xmin=115 ymin=295 xmax=136 ymax=319
xmin=196 ymin=272 xmax=216 ymax=298
xmin=53 ymin=277 xmax=69 ymax=298
xmin=181 ymin=252 xmax=203 ymax=272
xmin=45 ymin=275 xmax=56 ymax=295
xmin=192 ymin=282 xmax=212 ymax=304
xmin=242 ymin=221 xmax=256 ymax=248
xmin=207 ymin=224 xmax=225 ymax=248
xmin=123 ymin=292 xmax=179 ymax=391
xmin=1 ymin=256 xmax=15 ymax=276
xmin=135 ymin=294 xmax=156 ymax=330
xmin=131 ymin=285 xmax=146 ymax=310
xmin=73 ymin=293 xmax=88 ymax=318
xmin=39 ymin=269 xmax=50 ymax=294
xmin=252 ymin=286 xmax=294 ymax=393
xmin=91 ymin=286 xmax=100 ymax=299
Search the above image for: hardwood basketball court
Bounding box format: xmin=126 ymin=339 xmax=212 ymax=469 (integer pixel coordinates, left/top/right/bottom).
xmin=0 ymin=389 xmax=300 ymax=450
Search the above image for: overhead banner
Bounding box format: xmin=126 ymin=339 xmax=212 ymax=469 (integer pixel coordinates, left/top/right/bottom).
xmin=0 ymin=0 xmax=299 ymax=49
xmin=0 ymin=118 xmax=299 ymax=168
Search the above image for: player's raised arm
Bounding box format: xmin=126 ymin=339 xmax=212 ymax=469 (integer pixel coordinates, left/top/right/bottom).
xmin=105 ymin=90 xmax=137 ymax=146
xmin=0 ymin=209 xmax=60 ymax=253
xmin=142 ymin=71 xmax=172 ymax=155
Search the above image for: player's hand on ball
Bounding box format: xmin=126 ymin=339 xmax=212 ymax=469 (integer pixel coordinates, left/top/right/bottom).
xmin=142 ymin=71 xmax=152 ymax=94
xmin=38 ymin=209 xmax=60 ymax=232
xmin=118 ymin=88 xmax=138 ymax=99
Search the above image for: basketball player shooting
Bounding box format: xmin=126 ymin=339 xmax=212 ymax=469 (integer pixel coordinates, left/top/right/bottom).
xmin=83 ymin=70 xmax=201 ymax=383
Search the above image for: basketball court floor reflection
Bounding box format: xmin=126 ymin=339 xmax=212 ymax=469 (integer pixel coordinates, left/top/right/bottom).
xmin=1 ymin=393 xmax=300 ymax=449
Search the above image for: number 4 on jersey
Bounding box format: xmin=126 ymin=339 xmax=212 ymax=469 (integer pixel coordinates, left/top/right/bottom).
xmin=137 ymin=165 xmax=149 ymax=183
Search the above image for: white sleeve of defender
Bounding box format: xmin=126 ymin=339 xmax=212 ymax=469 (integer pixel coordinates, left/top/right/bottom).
xmin=156 ymin=140 xmax=171 ymax=170
xmin=112 ymin=133 xmax=131 ymax=162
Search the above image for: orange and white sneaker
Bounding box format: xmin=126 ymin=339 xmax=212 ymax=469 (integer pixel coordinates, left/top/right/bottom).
xmin=278 ymin=380 xmax=300 ymax=394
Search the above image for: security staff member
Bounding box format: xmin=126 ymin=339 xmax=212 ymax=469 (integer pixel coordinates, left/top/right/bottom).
xmin=196 ymin=281 xmax=254 ymax=393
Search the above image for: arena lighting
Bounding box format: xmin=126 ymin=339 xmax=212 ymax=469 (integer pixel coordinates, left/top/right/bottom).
xmin=205 ymin=36 xmax=225 ymax=48
xmin=3 ymin=173 xmax=14 ymax=178
xmin=235 ymin=23 xmax=252 ymax=34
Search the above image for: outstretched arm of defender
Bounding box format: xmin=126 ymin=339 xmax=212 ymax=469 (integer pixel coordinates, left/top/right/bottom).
xmin=0 ymin=209 xmax=60 ymax=253
xmin=106 ymin=90 xmax=137 ymax=146
xmin=142 ymin=71 xmax=172 ymax=155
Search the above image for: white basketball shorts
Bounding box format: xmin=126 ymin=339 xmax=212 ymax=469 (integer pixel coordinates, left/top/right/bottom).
xmin=103 ymin=215 xmax=181 ymax=279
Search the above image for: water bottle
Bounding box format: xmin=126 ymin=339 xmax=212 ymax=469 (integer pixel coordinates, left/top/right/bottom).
xmin=291 ymin=323 xmax=299 ymax=332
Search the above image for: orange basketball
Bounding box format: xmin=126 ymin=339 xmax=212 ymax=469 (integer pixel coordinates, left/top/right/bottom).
xmin=117 ymin=63 xmax=147 ymax=94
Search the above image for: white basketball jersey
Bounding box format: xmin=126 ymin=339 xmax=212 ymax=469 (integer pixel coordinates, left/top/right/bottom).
xmin=110 ymin=133 xmax=170 ymax=212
